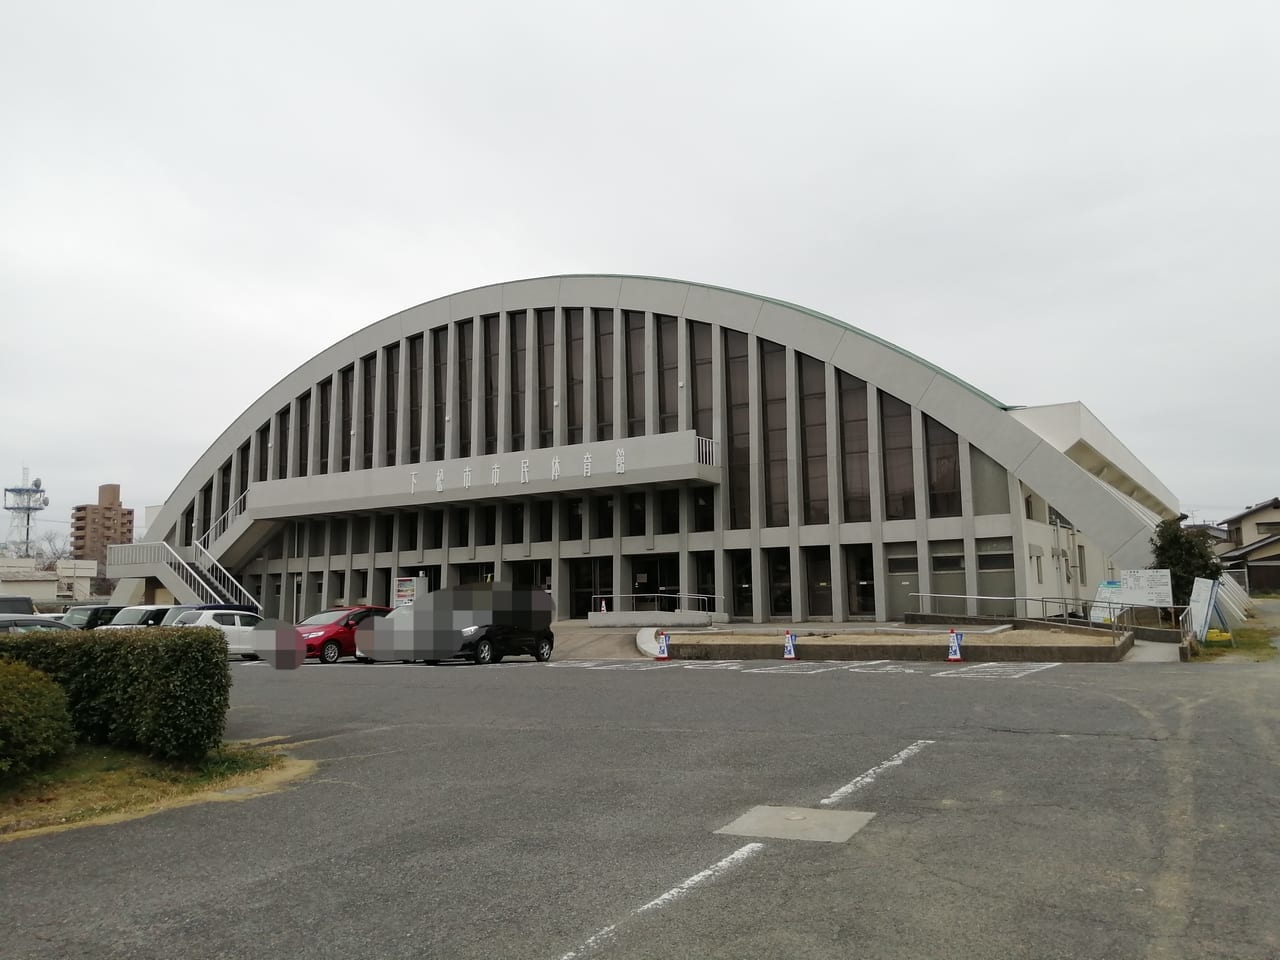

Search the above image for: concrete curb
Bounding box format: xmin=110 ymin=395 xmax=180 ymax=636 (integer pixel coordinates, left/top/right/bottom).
xmin=667 ymin=631 xmax=1135 ymax=663
xmin=636 ymin=628 xmax=660 ymax=658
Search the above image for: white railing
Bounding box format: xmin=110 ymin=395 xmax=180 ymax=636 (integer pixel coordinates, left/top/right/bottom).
xmin=696 ymin=436 xmax=719 ymax=467
xmin=592 ymin=592 xmax=723 ymax=614
xmin=198 ymin=490 xmax=248 ymax=550
xmin=108 ymin=541 xmax=220 ymax=605
xmin=192 ymin=542 xmax=262 ymax=612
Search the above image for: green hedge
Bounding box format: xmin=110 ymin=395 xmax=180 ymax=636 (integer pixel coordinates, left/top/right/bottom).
xmin=0 ymin=660 xmax=74 ymax=782
xmin=0 ymin=627 xmax=232 ymax=763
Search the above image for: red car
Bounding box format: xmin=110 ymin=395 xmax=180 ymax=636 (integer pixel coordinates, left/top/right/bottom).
xmin=297 ymin=606 xmax=392 ymax=663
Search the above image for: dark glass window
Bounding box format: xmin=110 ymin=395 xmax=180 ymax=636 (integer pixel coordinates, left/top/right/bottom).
xmin=766 ymin=547 xmax=792 ymax=618
xmin=275 ymin=406 xmax=290 ymax=480
xmin=296 ymin=392 xmax=310 ymax=476
xmin=593 ymin=495 xmax=613 ymax=539
xmin=691 ymin=486 xmax=714 ymax=532
xmin=689 ymin=320 xmax=712 ymax=439
xmin=424 ymin=511 xmax=442 ymax=550
xmin=623 ymin=310 xmax=646 ymax=437
xmin=594 ymin=308 xmax=614 ymax=440
xmin=798 ymin=353 xmax=827 ymax=524
xmin=482 ymin=315 xmax=499 ymax=455
xmin=408 ymin=335 xmax=423 ymax=461
xmin=564 ymin=499 xmax=584 ymax=541
xmin=317 ymin=378 xmax=332 ymax=474
xmin=658 ymin=489 xmax=680 ymax=535
xmin=805 ymin=546 xmax=833 ymax=617
xmin=656 ymin=314 xmax=678 ymax=433
xmin=724 ymin=329 xmax=751 ymax=529
xmin=507 ymin=503 xmax=525 ymax=543
xmin=509 ymin=311 xmax=526 ymax=452
xmin=838 ymin=372 xmax=871 ymax=522
xmin=431 ymin=328 xmax=448 ymax=460
xmin=880 ymin=392 xmax=916 ymax=520
xmin=339 ymin=365 xmax=354 ymax=471
xmin=626 ymin=492 xmax=646 ymax=537
xmin=360 ymin=354 xmax=376 ymax=469
xmin=456 ymin=320 xmax=473 ymax=459
xmin=218 ymin=460 xmax=232 ymax=516
xmin=237 ymin=441 xmax=250 ymax=496
xmin=384 ymin=343 xmax=400 ymax=467
xmin=479 ymin=505 xmax=496 ymax=546
xmin=566 ymin=307 xmax=584 ymax=444
xmin=399 ymin=512 xmax=418 ymax=552
xmin=257 ymin=424 xmax=270 ymax=482
xmin=330 ymin=518 xmax=347 ymax=555
xmin=376 ymin=515 xmax=394 ymax=553
xmin=536 ymin=308 xmax=555 ymax=448
xmin=451 ymin=508 xmax=469 ymax=548
xmin=925 ymin=415 xmax=961 ymax=518
xmin=760 ymin=339 xmax=788 ymax=527
xmin=352 ymin=516 xmax=370 ymax=554
xmin=533 ymin=501 xmax=553 ymax=543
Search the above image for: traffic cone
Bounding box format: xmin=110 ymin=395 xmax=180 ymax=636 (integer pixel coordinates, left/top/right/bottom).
xmin=655 ymin=631 xmax=670 ymax=661
xmin=946 ymin=628 xmax=964 ymax=662
xmin=600 ymin=599 xmax=607 ymax=613
xmin=783 ymin=630 xmax=797 ymax=660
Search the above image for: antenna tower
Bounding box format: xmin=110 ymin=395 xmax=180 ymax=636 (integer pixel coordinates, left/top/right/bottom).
xmin=4 ymin=468 xmax=50 ymax=558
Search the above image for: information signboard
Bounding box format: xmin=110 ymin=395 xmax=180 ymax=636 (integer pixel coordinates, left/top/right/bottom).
xmin=1187 ymin=577 xmax=1219 ymax=642
xmin=1090 ymin=580 xmax=1123 ymax=623
xmin=1119 ymin=569 xmax=1173 ymax=607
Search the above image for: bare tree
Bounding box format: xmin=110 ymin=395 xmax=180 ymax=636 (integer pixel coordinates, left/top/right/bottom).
xmin=35 ymin=530 xmax=72 ymax=570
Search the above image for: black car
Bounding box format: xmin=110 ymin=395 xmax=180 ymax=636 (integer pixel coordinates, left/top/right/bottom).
xmin=359 ymin=583 xmax=555 ymax=664
xmin=60 ymin=605 xmax=125 ymax=630
xmin=0 ymin=614 xmax=68 ymax=634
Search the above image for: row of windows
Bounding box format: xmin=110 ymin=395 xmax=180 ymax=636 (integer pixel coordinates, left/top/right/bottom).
xmin=186 ymin=308 xmax=1010 ymax=540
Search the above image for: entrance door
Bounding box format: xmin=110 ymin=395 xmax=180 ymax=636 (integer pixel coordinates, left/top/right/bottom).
xmin=845 ymin=544 xmax=875 ymax=616
xmin=566 ymin=557 xmax=612 ymax=619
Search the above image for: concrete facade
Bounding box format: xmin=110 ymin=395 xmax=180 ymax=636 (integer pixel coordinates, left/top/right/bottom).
xmin=71 ymin=483 xmax=135 ymax=572
xmin=109 ymin=275 xmax=1178 ymax=623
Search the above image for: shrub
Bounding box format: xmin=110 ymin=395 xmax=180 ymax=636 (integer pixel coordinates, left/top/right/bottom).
xmin=0 ymin=660 xmax=74 ymax=782
xmin=0 ymin=627 xmax=232 ymax=763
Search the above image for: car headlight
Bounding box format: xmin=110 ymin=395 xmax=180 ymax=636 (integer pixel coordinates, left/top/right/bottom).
xmin=301 ymin=630 xmax=325 ymax=640
xmin=461 ymin=625 xmax=480 ymax=638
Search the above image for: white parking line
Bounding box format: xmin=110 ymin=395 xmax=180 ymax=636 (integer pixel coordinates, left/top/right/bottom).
xmin=741 ymin=661 xmax=850 ymax=674
xmin=934 ymin=662 xmax=1061 ymax=679
xmin=557 ymin=842 xmax=765 ymax=960
xmin=818 ymin=739 xmax=935 ymax=807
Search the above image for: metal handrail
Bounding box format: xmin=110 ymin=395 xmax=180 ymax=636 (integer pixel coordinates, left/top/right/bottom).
xmin=192 ymin=542 xmax=262 ymax=612
xmin=909 ymin=591 xmax=1191 ymax=643
xmin=109 ymin=541 xmax=220 ymax=605
xmin=695 ymin=436 xmax=720 ymax=467
xmin=198 ymin=490 xmax=248 ymax=551
xmin=591 ymin=592 xmax=723 ymax=613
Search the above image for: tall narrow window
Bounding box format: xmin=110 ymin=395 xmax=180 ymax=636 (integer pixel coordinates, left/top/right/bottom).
xmin=565 ymin=307 xmax=584 ymax=444
xmin=339 ymin=365 xmax=354 ymax=471
xmin=275 ymin=406 xmax=290 ymax=480
xmin=623 ymin=310 xmax=646 ymax=437
xmin=724 ymin=329 xmax=751 ymax=529
xmin=798 ymin=353 xmax=827 ymax=524
xmin=237 ymin=440 xmax=250 ymax=496
xmin=925 ymin=415 xmax=961 ymax=517
xmin=656 ymin=314 xmax=678 ymax=433
xmin=431 ymin=328 xmax=447 ymax=460
xmin=456 ymin=320 xmax=473 ymax=459
xmin=760 ymin=339 xmax=788 ymax=527
xmin=318 ymin=377 xmax=332 ymax=474
xmin=296 ymin=392 xmax=310 ymax=477
xmin=509 ymin=311 xmax=526 ymax=452
xmin=536 ymin=308 xmax=555 ymax=448
xmin=256 ymin=424 xmax=270 ymax=482
xmin=689 ymin=320 xmax=712 ymax=439
xmin=360 ymin=354 xmax=376 ymax=469
xmin=407 ymin=335 xmax=423 ymax=461
xmin=482 ymin=315 xmax=499 ymax=455
xmin=880 ymin=391 xmax=915 ymax=520
xmin=838 ymin=372 xmax=871 ymax=522
xmin=594 ymin=308 xmax=614 ymax=440
xmin=383 ymin=342 xmax=400 ymax=467
xmin=970 ymin=445 xmax=1010 ymax=516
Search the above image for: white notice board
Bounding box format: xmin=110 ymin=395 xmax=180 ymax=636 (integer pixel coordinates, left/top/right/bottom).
xmin=1119 ymin=569 xmax=1173 ymax=607
xmin=1090 ymin=581 xmax=1123 ymax=623
xmin=1187 ymin=577 xmax=1218 ymax=641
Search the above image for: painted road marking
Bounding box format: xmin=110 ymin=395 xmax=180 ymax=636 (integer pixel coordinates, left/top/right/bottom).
xmin=557 ymin=842 xmax=765 ymax=960
xmin=587 ymin=661 xmax=679 ymax=671
xmin=818 ymin=739 xmax=935 ymax=807
xmin=742 ymin=661 xmax=851 ymax=674
xmin=934 ymin=662 xmax=1061 ymax=679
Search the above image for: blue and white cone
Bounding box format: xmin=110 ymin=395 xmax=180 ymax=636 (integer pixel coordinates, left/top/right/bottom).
xmin=783 ymin=630 xmax=797 ymax=660
xmin=655 ymin=631 xmax=670 ymax=661
xmin=946 ymin=628 xmax=964 ymax=662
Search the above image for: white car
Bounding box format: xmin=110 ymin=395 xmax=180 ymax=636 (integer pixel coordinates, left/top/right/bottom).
xmin=173 ymin=609 xmax=264 ymax=659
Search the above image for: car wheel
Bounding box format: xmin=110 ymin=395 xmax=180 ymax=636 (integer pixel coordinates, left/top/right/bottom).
xmin=473 ymin=638 xmax=494 ymax=665
xmin=534 ymin=636 xmax=553 ymax=662
xmin=240 ymin=654 xmax=260 ymax=661
xmin=424 ymin=659 xmax=441 ymax=666
xmin=320 ymin=640 xmax=342 ymax=664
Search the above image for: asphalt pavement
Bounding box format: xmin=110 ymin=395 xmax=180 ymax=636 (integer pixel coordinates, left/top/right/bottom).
xmin=4 ymin=651 xmax=1279 ymax=959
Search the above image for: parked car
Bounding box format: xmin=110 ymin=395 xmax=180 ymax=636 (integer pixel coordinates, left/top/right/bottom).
xmin=98 ymin=604 xmax=181 ymax=629
xmin=358 ymin=584 xmax=555 ymax=665
xmin=173 ymin=609 xmax=265 ymax=659
xmin=0 ymin=596 xmax=36 ymax=615
xmin=296 ymin=606 xmax=392 ymax=663
xmin=60 ymin=605 xmax=126 ymax=630
xmin=0 ymin=613 xmax=68 ymax=634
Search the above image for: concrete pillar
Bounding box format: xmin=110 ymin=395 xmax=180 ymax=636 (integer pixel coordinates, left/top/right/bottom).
xmin=396 ymin=339 xmax=410 ymax=466
xmin=867 ymin=388 xmax=888 ymax=621
xmin=959 ymin=442 xmax=979 ymax=616
xmin=644 ymin=311 xmax=656 ymax=435
xmin=286 ymin=397 xmax=301 ymax=478
xmin=553 ymin=307 xmax=567 ymax=447
xmin=444 ymin=322 xmax=459 ymax=460
xmin=825 ymin=362 xmax=847 ymax=621
xmin=583 ymin=308 xmax=597 ymax=443
xmin=747 ymin=334 xmax=765 ymax=622
xmin=497 ymin=312 xmax=511 ymax=453
xmin=470 ymin=318 xmax=483 ymax=459
xmin=911 ymin=405 xmax=931 ymax=615
xmin=678 ymin=487 xmax=691 ymax=609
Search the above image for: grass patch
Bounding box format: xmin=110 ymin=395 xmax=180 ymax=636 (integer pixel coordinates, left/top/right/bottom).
xmin=1198 ymin=625 xmax=1278 ymax=662
xmin=0 ymin=743 xmax=283 ymax=837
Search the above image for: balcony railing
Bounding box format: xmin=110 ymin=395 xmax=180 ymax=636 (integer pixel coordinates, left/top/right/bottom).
xmin=696 ymin=436 xmax=719 ymax=467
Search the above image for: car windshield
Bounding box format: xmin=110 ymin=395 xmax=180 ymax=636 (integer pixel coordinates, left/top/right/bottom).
xmin=299 ymin=609 xmax=352 ymax=625
xmin=161 ymin=607 xmax=197 ymax=625
xmin=62 ymin=609 xmax=91 ymax=626
xmin=175 ymin=611 xmax=201 ymax=625
xmin=387 ymin=605 xmax=413 ymax=621
xmin=111 ymin=607 xmax=156 ymax=625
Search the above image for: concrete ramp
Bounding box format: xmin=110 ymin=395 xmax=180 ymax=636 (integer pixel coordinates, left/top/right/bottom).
xmin=549 ymin=624 xmax=644 ymax=660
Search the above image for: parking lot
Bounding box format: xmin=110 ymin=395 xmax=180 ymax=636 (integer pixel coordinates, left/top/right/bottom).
xmin=5 ymin=655 xmax=1279 ymax=959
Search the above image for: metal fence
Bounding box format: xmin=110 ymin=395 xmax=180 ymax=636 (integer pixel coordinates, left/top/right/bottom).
xmin=591 ymin=592 xmax=722 ymax=614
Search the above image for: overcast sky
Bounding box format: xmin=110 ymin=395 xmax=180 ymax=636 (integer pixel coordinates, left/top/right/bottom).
xmin=2 ymin=1 xmax=1276 ymax=545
